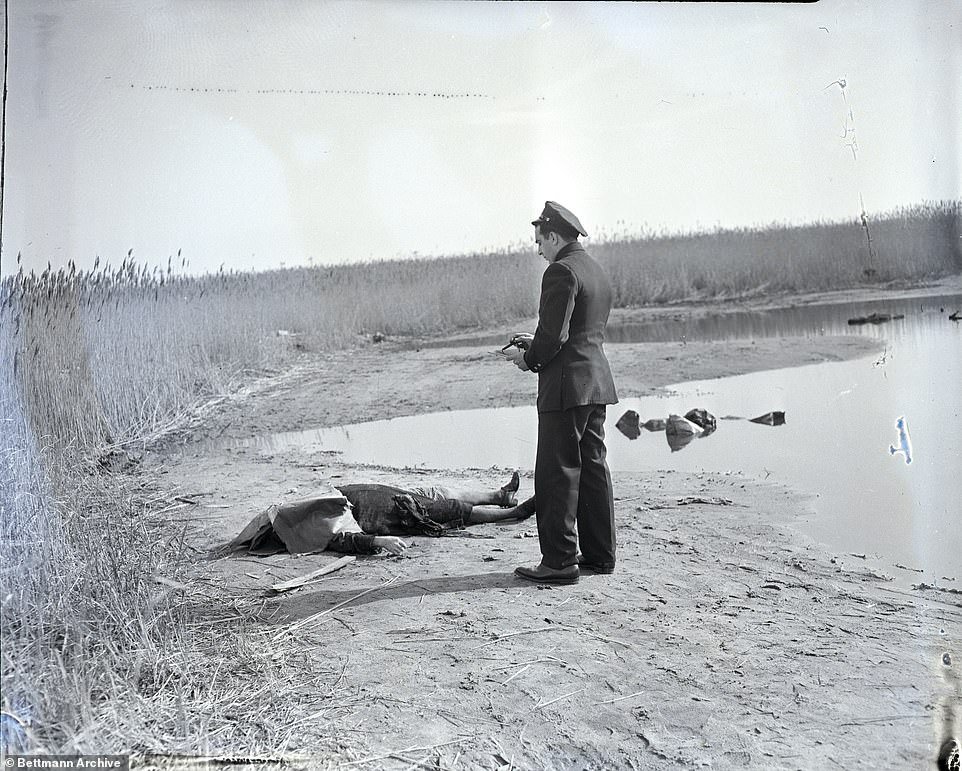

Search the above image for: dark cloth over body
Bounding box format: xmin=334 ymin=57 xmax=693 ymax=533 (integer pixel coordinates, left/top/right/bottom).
xmin=339 ymin=484 xmax=470 ymax=536
xmin=523 ymin=241 xmax=618 ymax=570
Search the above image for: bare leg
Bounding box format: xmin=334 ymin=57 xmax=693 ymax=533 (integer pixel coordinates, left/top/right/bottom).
xmin=427 ymin=471 xmax=520 ymax=507
xmin=466 ymin=495 xmax=536 ymax=524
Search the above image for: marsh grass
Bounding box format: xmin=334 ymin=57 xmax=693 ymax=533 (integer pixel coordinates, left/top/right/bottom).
xmin=0 ymin=434 xmax=361 ymax=758
xmin=596 ymin=201 xmax=961 ymax=304
xmin=0 ymin=200 xmax=959 ymax=753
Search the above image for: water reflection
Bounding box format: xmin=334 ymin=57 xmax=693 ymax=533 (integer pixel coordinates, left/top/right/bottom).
xmin=425 ymin=292 xmax=962 ymax=347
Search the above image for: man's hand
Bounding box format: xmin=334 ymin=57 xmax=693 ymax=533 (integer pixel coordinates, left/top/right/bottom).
xmin=508 ymin=333 xmax=534 ymax=349
xmin=503 ymin=345 xmax=530 ymax=371
xmin=372 ymin=536 xmax=409 ymax=555
xmin=501 ymin=333 xmax=533 ymax=371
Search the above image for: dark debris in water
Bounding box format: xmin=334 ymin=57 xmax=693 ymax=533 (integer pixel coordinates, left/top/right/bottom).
xmin=614 ymin=410 xmax=641 ymax=439
xmin=615 ymin=407 xmax=784 ymax=452
xmin=847 ymin=312 xmax=905 ymax=325
xmin=749 ymin=411 xmax=786 ymax=426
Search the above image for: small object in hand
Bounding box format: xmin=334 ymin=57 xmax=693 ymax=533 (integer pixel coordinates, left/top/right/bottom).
xmin=502 ymin=334 xmax=531 ymax=352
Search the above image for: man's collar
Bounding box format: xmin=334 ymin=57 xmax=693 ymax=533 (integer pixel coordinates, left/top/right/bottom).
xmin=555 ymin=241 xmax=585 ymax=261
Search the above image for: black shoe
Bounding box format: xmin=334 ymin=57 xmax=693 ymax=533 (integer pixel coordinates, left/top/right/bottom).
xmin=937 ymin=737 xmax=960 ymax=771
xmin=514 ymin=563 xmax=580 ymax=584
xmin=577 ymin=556 xmax=615 ymax=574
xmin=497 ymin=471 xmax=521 ymax=507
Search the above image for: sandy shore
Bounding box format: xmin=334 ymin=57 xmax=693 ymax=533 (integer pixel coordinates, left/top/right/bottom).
xmin=151 ymin=283 xmax=961 ymax=769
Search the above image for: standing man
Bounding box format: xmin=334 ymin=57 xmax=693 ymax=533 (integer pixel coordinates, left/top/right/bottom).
xmin=503 ymin=201 xmax=618 ymax=584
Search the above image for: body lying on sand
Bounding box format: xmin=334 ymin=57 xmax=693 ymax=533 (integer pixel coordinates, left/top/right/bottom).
xmin=334 ymin=473 xmax=536 ymax=556
xmin=218 ymin=472 xmax=536 ymax=558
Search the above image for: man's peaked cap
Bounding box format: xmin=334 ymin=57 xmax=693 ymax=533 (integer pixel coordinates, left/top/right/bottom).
xmin=531 ymin=201 xmax=588 ymax=237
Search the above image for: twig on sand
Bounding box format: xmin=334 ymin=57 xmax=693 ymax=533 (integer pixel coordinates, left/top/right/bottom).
xmin=574 ymin=627 xmax=634 ymax=649
xmin=552 ymin=622 xmax=634 ymax=649
xmin=339 ymin=737 xmax=469 ymax=766
xmin=275 ymin=574 xmax=401 ymax=640
xmin=474 ymin=626 xmax=558 ymax=649
xmin=501 ymin=664 xmax=531 ymax=685
xmin=476 ymin=623 xmax=633 ymax=651
xmin=594 ymin=690 xmax=647 ymax=705
xmin=497 ymin=655 xmax=565 ymax=685
xmin=536 ymin=687 xmax=586 ymax=710
xmin=839 ymin=714 xmax=929 ymax=726
xmin=492 ymin=655 xmax=564 ymax=672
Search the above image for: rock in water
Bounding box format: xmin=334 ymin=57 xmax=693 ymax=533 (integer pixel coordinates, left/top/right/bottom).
xmin=615 ymin=410 xmax=641 ymax=440
xmin=665 ymin=414 xmax=701 ymax=452
xmin=749 ymin=411 xmax=786 ymax=426
xmin=685 ymin=408 xmax=717 ymax=434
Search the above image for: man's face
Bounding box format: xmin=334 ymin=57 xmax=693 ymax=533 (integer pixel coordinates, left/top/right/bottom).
xmin=534 ymin=227 xmax=560 ymax=262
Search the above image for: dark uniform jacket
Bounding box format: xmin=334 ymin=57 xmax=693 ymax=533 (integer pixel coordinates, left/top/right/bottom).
xmin=523 ymin=242 xmax=618 ymax=413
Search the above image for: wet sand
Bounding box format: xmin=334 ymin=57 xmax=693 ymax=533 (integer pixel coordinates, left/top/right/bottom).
xmin=154 ymin=282 xmax=961 ymax=769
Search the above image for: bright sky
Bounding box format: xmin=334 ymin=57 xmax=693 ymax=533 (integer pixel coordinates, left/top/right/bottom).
xmin=1 ymin=0 xmax=959 ymax=276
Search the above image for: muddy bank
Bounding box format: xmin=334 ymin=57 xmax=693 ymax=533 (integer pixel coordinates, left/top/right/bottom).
xmin=148 ymin=285 xmax=960 ymax=769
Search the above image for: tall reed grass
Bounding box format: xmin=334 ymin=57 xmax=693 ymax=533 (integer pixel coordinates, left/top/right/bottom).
xmin=1 ymin=200 xmax=959 ymax=752
xmin=596 ymin=201 xmax=961 ymax=305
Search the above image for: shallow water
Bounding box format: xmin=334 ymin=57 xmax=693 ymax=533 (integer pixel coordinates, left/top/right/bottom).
xmin=221 ymin=294 xmax=962 ymax=584
xmin=433 ymin=292 xmax=962 ymax=345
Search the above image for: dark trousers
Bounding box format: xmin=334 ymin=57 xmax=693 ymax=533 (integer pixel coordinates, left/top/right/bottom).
xmin=534 ymin=404 xmax=616 ymax=570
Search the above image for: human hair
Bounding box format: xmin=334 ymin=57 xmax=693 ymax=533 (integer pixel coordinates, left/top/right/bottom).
xmin=536 ymin=221 xmax=580 ymax=242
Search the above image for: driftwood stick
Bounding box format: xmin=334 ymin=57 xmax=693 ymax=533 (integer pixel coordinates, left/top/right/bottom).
xmin=269 ymin=556 xmax=356 ymax=593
